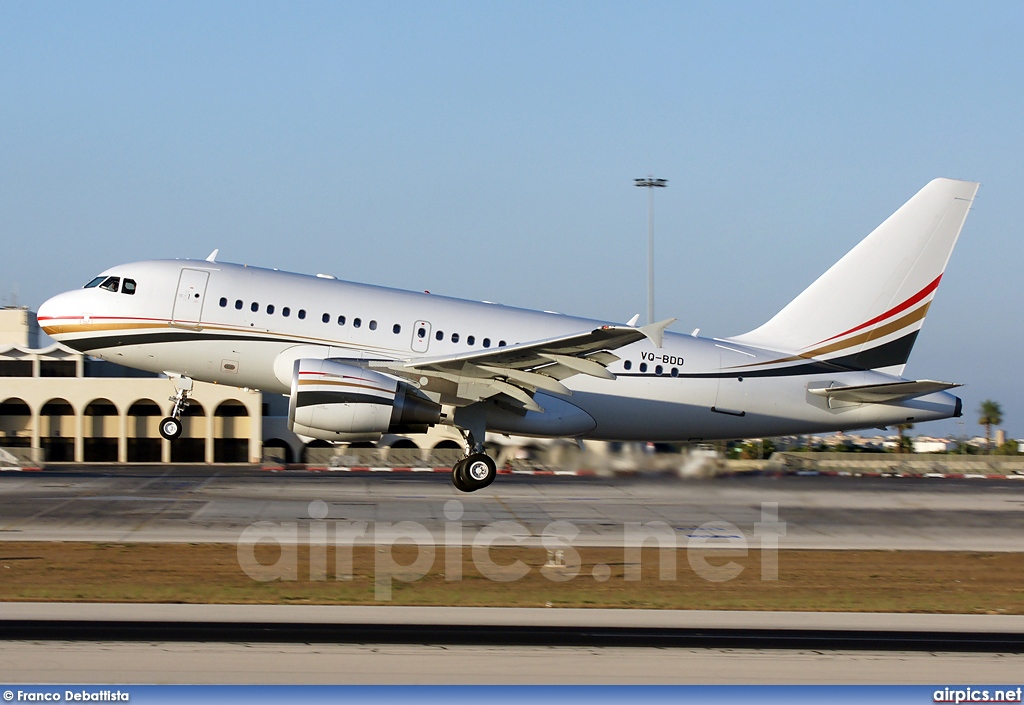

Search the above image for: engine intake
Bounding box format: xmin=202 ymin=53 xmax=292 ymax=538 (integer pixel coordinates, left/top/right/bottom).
xmin=288 ymin=358 xmax=441 ymax=442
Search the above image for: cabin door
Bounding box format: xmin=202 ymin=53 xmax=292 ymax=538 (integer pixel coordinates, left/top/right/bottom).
xmin=171 ymin=268 xmax=210 ymax=330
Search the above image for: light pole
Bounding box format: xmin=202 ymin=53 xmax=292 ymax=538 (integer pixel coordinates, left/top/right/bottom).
xmin=634 ymin=176 xmax=667 ymax=324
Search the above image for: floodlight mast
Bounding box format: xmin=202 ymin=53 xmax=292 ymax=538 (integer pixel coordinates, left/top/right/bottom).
xmin=634 ymin=176 xmax=668 ymax=324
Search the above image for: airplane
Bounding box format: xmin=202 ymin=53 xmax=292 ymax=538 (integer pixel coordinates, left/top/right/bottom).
xmin=37 ymin=178 xmax=978 ymax=491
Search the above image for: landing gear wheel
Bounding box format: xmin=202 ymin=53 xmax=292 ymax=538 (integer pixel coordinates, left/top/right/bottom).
xmin=159 ymin=417 xmax=183 ymax=441
xmin=451 ymin=459 xmax=473 ymax=493
xmin=462 ymin=453 xmax=496 ymax=491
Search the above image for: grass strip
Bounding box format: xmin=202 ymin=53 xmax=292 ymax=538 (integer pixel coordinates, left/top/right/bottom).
xmin=0 ymin=542 xmax=1020 ymax=613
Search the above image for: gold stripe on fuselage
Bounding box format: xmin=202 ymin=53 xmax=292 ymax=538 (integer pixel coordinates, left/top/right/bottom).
xmin=40 ymin=319 xmax=402 ymax=356
xmin=725 ymin=302 xmax=931 ymax=370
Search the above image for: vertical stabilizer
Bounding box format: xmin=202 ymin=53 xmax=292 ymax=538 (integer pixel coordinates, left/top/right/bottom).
xmin=729 ymin=178 xmax=979 ymax=375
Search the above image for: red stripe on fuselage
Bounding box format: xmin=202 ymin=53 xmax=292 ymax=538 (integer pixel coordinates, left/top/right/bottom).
xmin=814 ymin=275 xmax=941 ymax=346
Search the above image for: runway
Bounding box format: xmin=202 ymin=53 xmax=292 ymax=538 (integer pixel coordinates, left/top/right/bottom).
xmin=4 ymin=641 xmax=1023 ymax=684
xmin=0 ymin=468 xmax=1021 ymax=550
xmin=0 ymin=465 xmax=1021 ymax=686
xmin=1 ymin=604 xmax=1023 ymax=684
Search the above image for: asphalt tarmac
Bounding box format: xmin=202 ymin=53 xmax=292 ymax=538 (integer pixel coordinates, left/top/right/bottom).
xmin=0 ymin=468 xmax=1021 ymax=550
xmin=1 ymin=604 xmax=1023 ymax=684
xmin=3 ymin=640 xmax=1023 ymax=684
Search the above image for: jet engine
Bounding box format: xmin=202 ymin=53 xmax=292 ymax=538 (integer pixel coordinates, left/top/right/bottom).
xmin=288 ymin=358 xmax=441 ymax=442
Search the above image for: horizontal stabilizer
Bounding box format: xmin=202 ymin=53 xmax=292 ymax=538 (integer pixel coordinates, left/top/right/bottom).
xmin=808 ymin=379 xmax=960 ymax=404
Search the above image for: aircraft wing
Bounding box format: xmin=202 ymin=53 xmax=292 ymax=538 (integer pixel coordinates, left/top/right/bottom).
xmin=368 ymin=318 xmax=675 ymax=412
xmin=808 ymin=379 xmax=961 ymax=404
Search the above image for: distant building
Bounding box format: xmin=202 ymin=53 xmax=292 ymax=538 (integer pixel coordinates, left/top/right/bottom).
xmin=912 ymin=438 xmax=955 ymax=453
xmin=0 ymin=308 xmax=39 ymax=348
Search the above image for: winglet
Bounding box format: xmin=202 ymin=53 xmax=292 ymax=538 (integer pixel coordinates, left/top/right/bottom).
xmin=206 ymin=249 xmax=219 ymax=263
xmin=638 ymin=318 xmax=676 ymax=348
xmin=626 ymin=314 xmax=640 ymax=327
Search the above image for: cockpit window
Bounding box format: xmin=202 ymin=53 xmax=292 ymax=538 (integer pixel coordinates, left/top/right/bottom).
xmin=122 ymin=279 xmax=136 ymax=295
xmin=99 ymin=277 xmax=120 ymax=293
xmin=84 ymin=276 xmax=105 ymax=289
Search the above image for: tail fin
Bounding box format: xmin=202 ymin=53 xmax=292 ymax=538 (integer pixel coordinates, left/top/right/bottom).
xmin=730 ymin=178 xmax=979 ymax=375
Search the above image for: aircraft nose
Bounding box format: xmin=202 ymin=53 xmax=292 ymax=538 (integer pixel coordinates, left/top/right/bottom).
xmin=36 ymin=295 xmax=57 ymax=322
xmin=36 ymin=291 xmax=80 ymax=339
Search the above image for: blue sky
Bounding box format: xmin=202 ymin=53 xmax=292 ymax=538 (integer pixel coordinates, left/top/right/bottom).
xmin=1 ymin=1 xmax=1021 ymax=437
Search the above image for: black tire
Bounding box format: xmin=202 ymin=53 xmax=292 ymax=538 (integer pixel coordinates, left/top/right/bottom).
xmin=159 ymin=417 xmax=183 ymax=441
xmin=451 ymin=459 xmax=473 ymax=492
xmin=462 ymin=453 xmax=496 ymax=490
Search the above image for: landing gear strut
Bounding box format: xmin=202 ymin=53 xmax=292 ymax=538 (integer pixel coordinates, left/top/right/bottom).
xmin=159 ymin=375 xmax=193 ymax=442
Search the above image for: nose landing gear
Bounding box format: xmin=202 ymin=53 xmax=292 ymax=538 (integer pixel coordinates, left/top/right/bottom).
xmin=159 ymin=375 xmax=193 ymax=442
xmin=159 ymin=417 xmax=183 ymax=441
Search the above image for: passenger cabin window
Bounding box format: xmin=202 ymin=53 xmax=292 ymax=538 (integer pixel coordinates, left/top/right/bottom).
xmin=483 ymin=338 xmax=491 ymax=348
xmin=219 ymin=297 xmax=228 ymax=308
xmin=394 ymin=324 xmax=402 ymax=334
xmin=467 ymin=335 xmax=475 ymax=345
xmin=435 ymin=331 xmax=443 ymax=341
xmin=84 ymin=276 xmax=106 ymax=289
xmin=99 ymin=277 xmax=120 ymax=293
xmin=234 ymin=300 xmax=243 ymax=310
xmin=298 ymin=310 xmax=306 ymax=320
xmin=451 ymin=333 xmax=459 ymax=343
xmin=122 ymin=279 xmax=136 ymax=295
xmin=282 ymin=307 xmax=291 ymax=317
xmin=337 ymin=315 xmax=346 ymax=325
xmin=353 ymin=318 xmax=361 ymax=328
xmin=322 ymin=313 xmax=330 ymax=323
xmin=499 ymin=340 xmax=507 ymax=347
xmin=251 ymin=302 xmax=259 ymax=312
xmin=369 ymin=320 xmax=377 ymax=331
xmin=267 ymin=304 xmax=275 ymax=314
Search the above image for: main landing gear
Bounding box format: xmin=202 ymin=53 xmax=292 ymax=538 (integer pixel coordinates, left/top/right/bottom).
xmin=159 ymin=375 xmax=193 ymax=442
xmin=451 ymin=453 xmax=497 ymax=492
xmin=450 ymin=426 xmax=497 ymax=493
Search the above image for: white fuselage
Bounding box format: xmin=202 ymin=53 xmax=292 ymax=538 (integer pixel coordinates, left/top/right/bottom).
xmin=37 ymin=259 xmax=961 ymax=442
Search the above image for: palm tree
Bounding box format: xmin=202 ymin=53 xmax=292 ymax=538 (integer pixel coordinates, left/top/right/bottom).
xmin=978 ymin=400 xmax=1003 ymax=454
xmin=895 ymin=423 xmax=914 ymax=454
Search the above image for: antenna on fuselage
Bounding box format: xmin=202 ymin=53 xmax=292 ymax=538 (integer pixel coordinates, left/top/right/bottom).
xmin=206 ymin=249 xmax=219 ymax=263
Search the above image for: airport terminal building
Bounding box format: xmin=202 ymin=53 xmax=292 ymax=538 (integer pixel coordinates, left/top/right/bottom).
xmin=0 ymin=308 xmax=264 ymax=463
xmin=0 ymin=307 xmax=466 ymax=465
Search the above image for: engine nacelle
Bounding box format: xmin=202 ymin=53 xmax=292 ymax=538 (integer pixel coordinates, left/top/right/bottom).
xmin=288 ymin=358 xmax=441 ymax=442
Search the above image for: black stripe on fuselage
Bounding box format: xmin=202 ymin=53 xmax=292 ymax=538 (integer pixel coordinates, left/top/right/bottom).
xmin=62 ymin=330 xmax=324 ymax=353
xmin=295 ymin=391 xmax=394 ymax=407
xmin=838 ymin=330 xmax=919 ymax=370
xmin=623 ymin=331 xmax=921 ymax=379
xmin=64 ymin=328 xmax=920 ymax=381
